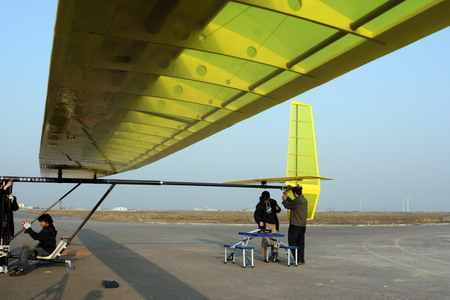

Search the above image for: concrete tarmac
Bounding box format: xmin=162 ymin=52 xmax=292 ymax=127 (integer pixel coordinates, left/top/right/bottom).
xmin=1 ymin=212 xmax=449 ymax=299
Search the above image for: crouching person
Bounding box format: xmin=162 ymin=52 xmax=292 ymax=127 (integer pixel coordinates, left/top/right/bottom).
xmin=10 ymin=214 xmax=57 ymax=276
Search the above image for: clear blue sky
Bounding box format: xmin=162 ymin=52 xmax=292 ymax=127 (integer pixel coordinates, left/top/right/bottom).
xmin=1 ymin=2 xmax=449 ymax=211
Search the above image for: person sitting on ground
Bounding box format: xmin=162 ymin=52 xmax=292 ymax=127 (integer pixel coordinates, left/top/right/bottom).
xmin=10 ymin=214 xmax=57 ymax=276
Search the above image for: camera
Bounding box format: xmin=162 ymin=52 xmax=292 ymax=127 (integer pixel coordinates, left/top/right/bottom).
xmin=282 ymin=185 xmax=292 ymax=192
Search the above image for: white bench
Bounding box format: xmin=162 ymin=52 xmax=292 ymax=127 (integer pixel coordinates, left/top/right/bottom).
xmin=36 ymin=240 xmax=67 ymax=260
xmin=36 ymin=240 xmax=74 ymax=270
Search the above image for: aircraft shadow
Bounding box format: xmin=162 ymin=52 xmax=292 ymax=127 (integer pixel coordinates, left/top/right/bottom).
xmin=78 ymin=229 xmax=207 ymax=300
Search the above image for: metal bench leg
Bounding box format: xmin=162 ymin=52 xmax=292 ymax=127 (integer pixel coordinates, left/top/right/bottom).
xmin=287 ymin=249 xmax=290 ymax=266
xmin=295 ymin=248 xmax=298 ymax=266
xmin=224 ymin=248 xmax=235 ymax=264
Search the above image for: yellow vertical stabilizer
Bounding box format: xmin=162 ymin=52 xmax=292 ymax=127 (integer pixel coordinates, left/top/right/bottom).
xmin=286 ymin=101 xmax=321 ymax=220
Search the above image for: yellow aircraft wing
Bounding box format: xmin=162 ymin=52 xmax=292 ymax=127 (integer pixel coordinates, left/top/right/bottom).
xmin=225 ymin=176 xmax=333 ymax=184
xmin=40 ymin=0 xmax=450 ymax=177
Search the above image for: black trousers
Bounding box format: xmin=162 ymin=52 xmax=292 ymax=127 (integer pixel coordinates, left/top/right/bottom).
xmin=288 ymin=224 xmax=306 ymax=263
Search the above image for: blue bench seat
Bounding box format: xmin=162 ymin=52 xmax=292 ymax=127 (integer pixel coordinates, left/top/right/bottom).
xmin=224 ymin=244 xmax=254 ymax=268
xmin=279 ymin=245 xmax=298 ymax=266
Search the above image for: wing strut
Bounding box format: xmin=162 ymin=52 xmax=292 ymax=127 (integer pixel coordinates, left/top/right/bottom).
xmin=66 ymin=184 xmax=116 ymax=246
xmin=10 ymin=183 xmax=81 ymax=241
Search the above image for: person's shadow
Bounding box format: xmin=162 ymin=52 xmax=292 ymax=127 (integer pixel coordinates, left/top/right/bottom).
xmin=30 ymin=274 xmax=69 ymax=300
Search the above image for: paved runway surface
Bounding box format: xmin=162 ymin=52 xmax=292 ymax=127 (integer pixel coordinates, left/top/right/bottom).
xmin=2 ymin=212 xmax=449 ymax=299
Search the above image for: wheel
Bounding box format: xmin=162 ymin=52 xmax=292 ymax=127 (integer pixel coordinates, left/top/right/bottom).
xmin=67 ymin=265 xmax=75 ymax=271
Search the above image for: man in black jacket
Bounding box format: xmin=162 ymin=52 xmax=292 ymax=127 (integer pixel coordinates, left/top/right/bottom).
xmin=0 ymin=180 xmax=18 ymax=273
xmin=10 ymin=214 xmax=57 ymax=276
xmin=254 ymin=191 xmax=281 ymax=262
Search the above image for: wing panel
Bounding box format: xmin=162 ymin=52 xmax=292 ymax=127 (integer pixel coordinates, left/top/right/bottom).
xmin=40 ymin=0 xmax=450 ymax=177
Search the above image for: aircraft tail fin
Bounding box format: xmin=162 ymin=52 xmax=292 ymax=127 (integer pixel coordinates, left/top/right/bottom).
xmin=285 ymin=101 xmax=321 ymax=220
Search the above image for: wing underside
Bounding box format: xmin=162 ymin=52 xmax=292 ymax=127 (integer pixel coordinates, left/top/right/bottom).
xmin=40 ymin=0 xmax=450 ymax=177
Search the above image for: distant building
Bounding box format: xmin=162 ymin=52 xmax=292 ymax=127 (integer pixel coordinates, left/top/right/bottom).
xmin=112 ymin=207 xmax=128 ymax=211
xmin=193 ymin=207 xmax=219 ymax=212
xmin=19 ymin=203 xmax=34 ymax=209
xmin=134 ymin=208 xmax=151 ymax=211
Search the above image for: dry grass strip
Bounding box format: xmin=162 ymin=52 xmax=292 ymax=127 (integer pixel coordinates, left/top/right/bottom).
xmin=21 ymin=210 xmax=450 ymax=225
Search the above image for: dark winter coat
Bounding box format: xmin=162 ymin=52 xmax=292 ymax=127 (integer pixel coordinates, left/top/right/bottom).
xmin=254 ymin=198 xmax=281 ymax=231
xmin=25 ymin=224 xmax=57 ymax=254
xmin=0 ymin=189 xmax=19 ymax=241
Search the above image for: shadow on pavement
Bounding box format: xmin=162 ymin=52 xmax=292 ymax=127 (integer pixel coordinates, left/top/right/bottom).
xmin=29 ymin=273 xmax=68 ymax=300
xmin=84 ymin=290 xmax=103 ymax=300
xmin=78 ymin=229 xmax=207 ymax=300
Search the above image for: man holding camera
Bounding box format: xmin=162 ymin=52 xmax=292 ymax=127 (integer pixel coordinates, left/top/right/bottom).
xmin=282 ymin=186 xmax=308 ymax=265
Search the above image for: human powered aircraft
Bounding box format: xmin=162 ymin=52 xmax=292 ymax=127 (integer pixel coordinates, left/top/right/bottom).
xmin=1 ymin=0 xmax=449 ymax=269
